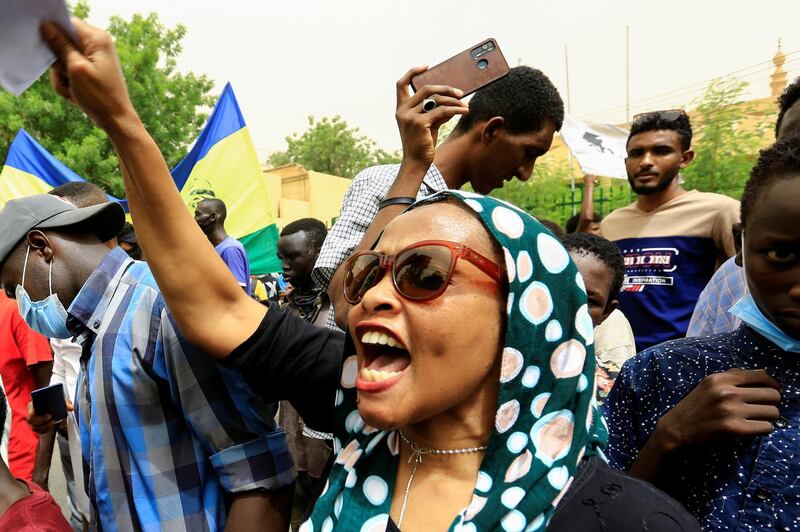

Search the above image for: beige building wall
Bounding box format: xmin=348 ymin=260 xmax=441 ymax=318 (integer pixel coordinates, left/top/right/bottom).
xmin=308 ymin=171 xmax=353 ymax=226
xmin=262 ymin=163 xmax=351 ymax=230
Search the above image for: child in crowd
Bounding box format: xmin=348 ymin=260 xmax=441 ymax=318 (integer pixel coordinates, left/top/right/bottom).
xmin=561 ymin=233 xmax=634 ymax=404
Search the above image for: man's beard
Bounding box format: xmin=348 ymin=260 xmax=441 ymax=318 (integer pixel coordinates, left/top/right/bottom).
xmin=628 ymin=167 xmax=680 ymax=195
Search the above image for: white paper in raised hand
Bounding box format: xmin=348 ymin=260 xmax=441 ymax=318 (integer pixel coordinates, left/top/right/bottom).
xmin=0 ymin=0 xmax=74 ymax=96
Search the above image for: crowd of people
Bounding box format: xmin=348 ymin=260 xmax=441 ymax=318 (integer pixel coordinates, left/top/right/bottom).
xmin=0 ymin=15 xmax=799 ymax=532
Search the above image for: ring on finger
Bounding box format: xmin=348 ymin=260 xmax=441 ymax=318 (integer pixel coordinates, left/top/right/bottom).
xmin=422 ymin=98 xmax=437 ymax=113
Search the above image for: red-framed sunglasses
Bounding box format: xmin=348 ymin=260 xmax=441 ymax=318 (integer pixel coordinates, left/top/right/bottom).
xmin=343 ymin=240 xmax=504 ymax=304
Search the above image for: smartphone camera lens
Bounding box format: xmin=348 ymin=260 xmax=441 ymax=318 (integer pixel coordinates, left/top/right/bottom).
xmin=477 ymin=59 xmax=489 ymax=70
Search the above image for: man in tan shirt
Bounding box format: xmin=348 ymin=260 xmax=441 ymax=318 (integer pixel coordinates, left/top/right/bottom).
xmin=601 ymin=110 xmax=739 ymax=351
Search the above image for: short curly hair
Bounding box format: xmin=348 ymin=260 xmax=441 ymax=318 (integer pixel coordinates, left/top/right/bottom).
xmin=454 ymin=66 xmax=564 ymax=135
xmin=776 ymin=76 xmax=800 ymax=138
xmin=741 ymin=134 xmax=800 ymax=225
xmin=560 ymin=232 xmax=625 ymax=300
xmin=49 ymin=181 xmax=108 ymax=208
xmin=627 ymin=112 xmax=693 ymax=151
xmin=280 ymin=218 xmax=328 ymax=251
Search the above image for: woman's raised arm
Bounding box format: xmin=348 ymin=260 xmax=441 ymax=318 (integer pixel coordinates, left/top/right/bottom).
xmin=41 ymin=18 xmax=265 ymax=359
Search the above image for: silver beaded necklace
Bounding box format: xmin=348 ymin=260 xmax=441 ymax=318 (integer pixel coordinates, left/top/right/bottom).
xmin=396 ymin=429 xmax=488 ymax=529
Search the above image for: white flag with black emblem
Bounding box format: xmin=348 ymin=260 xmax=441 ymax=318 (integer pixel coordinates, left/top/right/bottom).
xmin=560 ymin=115 xmax=629 ymax=179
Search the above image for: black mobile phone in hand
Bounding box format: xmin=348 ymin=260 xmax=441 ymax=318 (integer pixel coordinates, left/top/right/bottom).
xmin=31 ymin=383 xmax=67 ymax=422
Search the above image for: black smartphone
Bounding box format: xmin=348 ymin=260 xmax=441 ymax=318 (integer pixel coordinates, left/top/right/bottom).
xmin=31 ymin=383 xmax=67 ymax=422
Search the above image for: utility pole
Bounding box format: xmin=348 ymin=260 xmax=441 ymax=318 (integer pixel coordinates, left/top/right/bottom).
xmin=565 ymin=44 xmax=577 ymax=199
xmin=564 ymin=44 xmax=572 ymax=113
xmin=626 ymin=25 xmax=631 ymax=123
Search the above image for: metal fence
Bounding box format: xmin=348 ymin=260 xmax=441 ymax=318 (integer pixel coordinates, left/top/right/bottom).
xmin=523 ymin=184 xmax=635 ymax=225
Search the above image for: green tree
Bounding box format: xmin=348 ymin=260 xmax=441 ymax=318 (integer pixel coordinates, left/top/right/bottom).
xmin=372 ymin=148 xmax=403 ymax=166
xmin=267 ymin=115 xmax=400 ymax=177
xmin=489 ymin=158 xmax=574 ymax=221
xmin=683 ymin=77 xmax=776 ymax=198
xmin=0 ymin=2 xmax=214 ymax=196
xmin=435 ymin=118 xmax=457 ymax=147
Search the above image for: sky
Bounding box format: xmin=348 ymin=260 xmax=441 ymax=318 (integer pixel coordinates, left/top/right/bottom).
xmin=86 ymin=0 xmax=800 ymax=162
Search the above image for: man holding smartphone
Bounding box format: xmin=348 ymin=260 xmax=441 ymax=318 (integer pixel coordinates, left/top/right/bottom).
xmin=1 ymin=195 xmax=294 ymax=531
xmin=24 ymin=182 xmax=113 ymax=530
xmin=313 ymin=65 xmax=565 ymax=329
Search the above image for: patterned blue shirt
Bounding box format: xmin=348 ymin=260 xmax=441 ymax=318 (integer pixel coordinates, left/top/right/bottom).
xmin=686 ymin=256 xmax=746 ymax=337
xmin=68 ymin=248 xmax=295 ymax=532
xmin=603 ymin=325 xmax=800 ymax=530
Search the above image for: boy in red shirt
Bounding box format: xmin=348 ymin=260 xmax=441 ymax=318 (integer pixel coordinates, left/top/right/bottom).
xmin=0 ymin=294 xmax=53 ymax=481
xmin=0 ymin=383 xmax=70 ymax=530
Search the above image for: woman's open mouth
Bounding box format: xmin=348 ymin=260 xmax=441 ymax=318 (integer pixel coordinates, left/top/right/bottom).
xmin=356 ymin=328 xmax=411 ymax=392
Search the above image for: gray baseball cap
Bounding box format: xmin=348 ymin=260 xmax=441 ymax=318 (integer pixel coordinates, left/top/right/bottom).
xmin=0 ymin=194 xmax=125 ymax=266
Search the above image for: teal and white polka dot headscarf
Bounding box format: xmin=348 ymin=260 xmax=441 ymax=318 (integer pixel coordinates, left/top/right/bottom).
xmin=304 ymin=190 xmax=607 ymax=532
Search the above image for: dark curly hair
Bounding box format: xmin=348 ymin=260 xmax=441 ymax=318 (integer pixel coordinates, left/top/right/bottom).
xmin=280 ymin=218 xmax=328 ymax=252
xmin=627 ymin=112 xmax=693 ymax=151
xmin=741 ymin=134 xmax=800 ymax=225
xmin=560 ymin=232 xmax=625 ymax=300
xmin=454 ymin=66 xmax=564 ymax=135
xmin=777 ymin=76 xmax=800 ymax=138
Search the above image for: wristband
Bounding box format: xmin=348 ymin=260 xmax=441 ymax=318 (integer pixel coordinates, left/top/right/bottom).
xmin=378 ymin=197 xmax=416 ymax=210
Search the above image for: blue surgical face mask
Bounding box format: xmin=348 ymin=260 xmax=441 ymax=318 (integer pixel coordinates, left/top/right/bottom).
xmin=729 ymin=231 xmax=800 ymax=352
xmin=15 ymin=245 xmax=72 ymax=339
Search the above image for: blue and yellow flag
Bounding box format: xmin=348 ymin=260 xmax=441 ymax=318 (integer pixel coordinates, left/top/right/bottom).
xmin=174 ymin=83 xmax=280 ymax=274
xmin=0 ymin=129 xmax=121 ymax=207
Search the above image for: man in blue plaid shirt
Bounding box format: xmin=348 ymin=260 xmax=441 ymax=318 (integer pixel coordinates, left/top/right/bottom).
xmin=0 ymin=195 xmax=294 ymax=531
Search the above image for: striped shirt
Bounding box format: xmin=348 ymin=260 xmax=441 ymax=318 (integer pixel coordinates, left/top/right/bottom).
xmin=68 ymin=248 xmax=295 ymax=532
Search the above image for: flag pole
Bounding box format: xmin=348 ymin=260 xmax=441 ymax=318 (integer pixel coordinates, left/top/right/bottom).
xmin=564 ymin=44 xmax=572 ymax=113
xmin=564 ymin=44 xmax=576 ymax=202
xmin=625 ymin=25 xmax=630 ymax=123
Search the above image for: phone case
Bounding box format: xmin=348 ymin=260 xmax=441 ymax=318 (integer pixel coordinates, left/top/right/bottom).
xmin=411 ymin=39 xmax=510 ymax=97
xmin=31 ymin=383 xmax=67 ymax=422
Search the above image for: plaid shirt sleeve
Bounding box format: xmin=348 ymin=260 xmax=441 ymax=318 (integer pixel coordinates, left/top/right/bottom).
xmin=156 ymin=310 xmax=296 ymax=492
xmin=686 ymin=281 xmax=717 ymax=337
xmin=686 ymin=257 xmax=744 ymax=337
